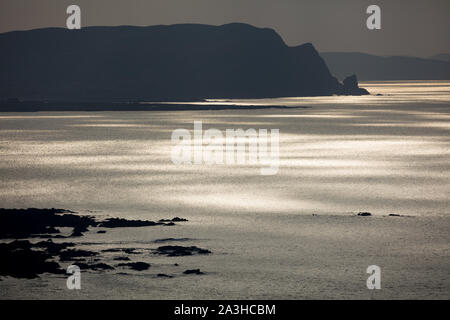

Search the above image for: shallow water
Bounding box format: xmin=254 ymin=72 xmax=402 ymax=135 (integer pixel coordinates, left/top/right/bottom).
xmin=0 ymin=81 xmax=449 ymax=299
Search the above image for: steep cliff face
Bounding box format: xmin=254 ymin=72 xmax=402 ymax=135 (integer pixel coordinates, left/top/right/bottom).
xmin=0 ymin=23 xmax=368 ymax=101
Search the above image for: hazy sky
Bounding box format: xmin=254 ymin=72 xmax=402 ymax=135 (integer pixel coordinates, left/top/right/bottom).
xmin=0 ymin=0 xmax=449 ymax=57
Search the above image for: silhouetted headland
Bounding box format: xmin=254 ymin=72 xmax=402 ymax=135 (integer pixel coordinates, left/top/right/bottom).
xmin=0 ymin=23 xmax=368 ymax=107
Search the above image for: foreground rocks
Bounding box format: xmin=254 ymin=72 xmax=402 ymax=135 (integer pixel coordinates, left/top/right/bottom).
xmin=97 ymin=218 xmax=165 ymax=228
xmin=183 ymin=269 xmax=204 ymax=275
xmin=0 ymin=208 xmax=209 ymax=279
xmin=154 ymin=246 xmax=211 ymax=257
xmin=59 ymin=249 xmax=98 ymax=262
xmin=76 ymin=263 xmax=114 ymax=271
xmin=159 ymin=217 xmax=189 ymax=223
xmin=0 ymin=240 xmax=64 ymax=278
xmin=0 ymin=208 xmax=93 ymax=239
xmin=0 ymin=208 xmax=185 ymax=240
xmin=117 ymin=262 xmax=151 ymax=271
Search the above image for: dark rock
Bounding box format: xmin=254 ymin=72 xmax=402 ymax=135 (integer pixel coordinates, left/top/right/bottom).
xmin=117 ymin=262 xmax=150 ymax=271
xmin=102 ymin=248 xmax=122 ymax=253
xmin=159 ymin=217 xmax=189 ymax=223
xmin=102 ymin=248 xmax=141 ymax=255
xmin=75 ymin=225 xmax=89 ymax=232
xmin=59 ymin=249 xmax=98 ymax=262
xmin=0 ymin=240 xmax=64 ymax=278
xmin=69 ymin=258 xmax=87 ymax=263
xmin=70 ymin=225 xmax=87 ymax=237
xmin=357 ymin=212 xmax=372 ymax=217
xmin=91 ymin=263 xmax=114 ymax=270
xmin=39 ymin=234 xmax=67 ymax=239
xmin=0 ymin=208 xmax=198 ymax=278
xmin=76 ymin=263 xmax=114 ymax=271
xmin=0 ymin=208 xmax=183 ymax=239
xmin=113 ymin=256 xmax=131 ymax=261
xmin=154 ymin=246 xmax=211 ymax=257
xmin=123 ymin=248 xmax=140 ymax=255
xmin=70 ymin=232 xmax=83 ymax=237
xmin=183 ymin=269 xmax=204 ymax=275
xmin=4 ymin=239 xmax=33 ymax=250
xmin=343 ymin=75 xmax=358 ymax=89
xmin=34 ymin=239 xmax=75 ymax=255
xmin=98 ymin=218 xmax=162 ymax=228
xmin=73 ymin=263 xmax=90 ymax=270
xmin=342 ymin=75 xmax=370 ymax=96
xmin=0 ymin=208 xmax=96 ymax=239
xmin=157 ymin=273 xmax=173 ymax=278
xmin=154 ymin=238 xmax=191 ymax=243
xmin=102 ymin=248 xmax=141 ymax=254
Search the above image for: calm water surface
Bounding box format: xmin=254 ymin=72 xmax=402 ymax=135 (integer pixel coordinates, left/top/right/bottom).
xmin=1 ymin=81 xmax=449 ymax=218
xmin=0 ymin=81 xmax=449 ymax=299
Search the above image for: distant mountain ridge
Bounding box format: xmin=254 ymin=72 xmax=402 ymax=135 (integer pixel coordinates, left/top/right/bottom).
xmin=430 ymin=53 xmax=450 ymax=62
xmin=0 ymin=23 xmax=367 ymax=101
xmin=321 ymin=52 xmax=450 ymax=81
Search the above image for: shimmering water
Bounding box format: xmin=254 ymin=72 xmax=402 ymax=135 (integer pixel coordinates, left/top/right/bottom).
xmin=0 ymin=81 xmax=449 ymax=299
xmin=1 ymin=81 xmax=449 ymax=218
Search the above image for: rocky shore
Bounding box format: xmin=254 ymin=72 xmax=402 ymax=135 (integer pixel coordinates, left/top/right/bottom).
xmin=0 ymin=208 xmax=210 ymax=279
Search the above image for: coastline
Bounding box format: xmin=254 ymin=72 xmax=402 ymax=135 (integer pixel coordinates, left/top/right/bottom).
xmin=1 ymin=81 xmax=449 ymax=299
xmin=1 ymin=211 xmax=449 ymax=299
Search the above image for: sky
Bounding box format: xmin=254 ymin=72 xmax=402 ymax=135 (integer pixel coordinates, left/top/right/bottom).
xmin=0 ymin=0 xmax=449 ymax=57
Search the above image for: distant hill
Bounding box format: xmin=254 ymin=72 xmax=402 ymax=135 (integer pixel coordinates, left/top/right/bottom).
xmin=430 ymin=53 xmax=450 ymax=62
xmin=0 ymin=23 xmax=366 ymax=102
xmin=321 ymin=52 xmax=450 ymax=81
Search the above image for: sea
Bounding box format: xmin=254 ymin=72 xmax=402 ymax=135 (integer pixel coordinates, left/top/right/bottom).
xmin=0 ymin=81 xmax=449 ymax=299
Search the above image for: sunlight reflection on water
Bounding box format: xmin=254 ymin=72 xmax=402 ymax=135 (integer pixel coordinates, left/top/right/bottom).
xmin=0 ymin=81 xmax=449 ymax=218
xmin=1 ymin=81 xmax=450 ymax=300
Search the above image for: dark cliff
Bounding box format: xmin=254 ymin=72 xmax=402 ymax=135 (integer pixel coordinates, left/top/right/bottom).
xmin=0 ymin=23 xmax=368 ymax=101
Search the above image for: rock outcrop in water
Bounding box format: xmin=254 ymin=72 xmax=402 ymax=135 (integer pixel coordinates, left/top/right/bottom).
xmin=0 ymin=240 xmax=65 ymax=278
xmin=0 ymin=208 xmax=180 ymax=239
xmin=0 ymin=208 xmax=203 ymax=279
xmin=0 ymin=23 xmax=368 ymax=101
xmin=343 ymin=75 xmax=369 ymax=95
xmin=154 ymin=245 xmax=212 ymax=257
